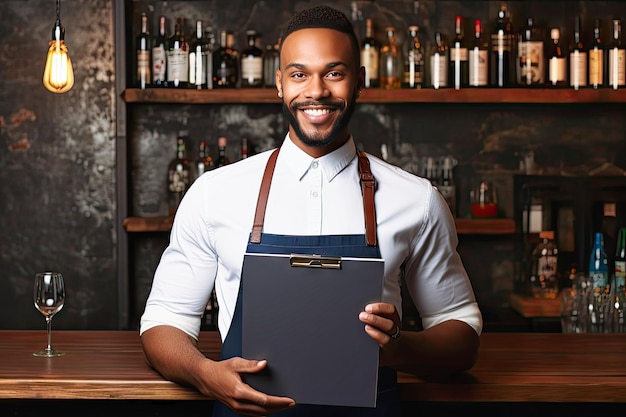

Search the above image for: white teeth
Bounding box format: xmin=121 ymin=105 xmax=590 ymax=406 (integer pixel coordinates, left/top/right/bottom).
xmin=303 ymin=108 xmax=330 ymax=116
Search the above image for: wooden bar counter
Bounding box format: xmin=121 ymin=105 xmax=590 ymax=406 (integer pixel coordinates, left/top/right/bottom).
xmin=1 ymin=330 xmax=626 ymax=416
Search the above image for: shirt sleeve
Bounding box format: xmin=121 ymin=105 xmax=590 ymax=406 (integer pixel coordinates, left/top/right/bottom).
xmin=404 ymin=186 xmax=483 ymax=336
xmin=139 ymin=180 xmax=218 ymax=341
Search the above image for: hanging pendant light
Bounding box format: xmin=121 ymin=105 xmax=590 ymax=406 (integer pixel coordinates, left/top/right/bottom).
xmin=42 ymin=0 xmax=74 ymax=93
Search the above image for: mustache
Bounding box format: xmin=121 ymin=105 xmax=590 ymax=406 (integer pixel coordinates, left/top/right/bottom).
xmin=291 ymin=101 xmax=345 ymax=111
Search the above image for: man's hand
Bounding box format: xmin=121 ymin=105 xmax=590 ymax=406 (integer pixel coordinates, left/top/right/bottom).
xmin=359 ymin=302 xmax=402 ymax=366
xmin=141 ymin=326 xmax=295 ymax=417
xmin=198 ymin=357 xmax=295 ymax=416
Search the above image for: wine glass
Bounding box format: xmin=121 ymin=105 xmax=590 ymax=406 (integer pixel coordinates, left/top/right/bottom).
xmin=33 ymin=272 xmax=66 ymax=357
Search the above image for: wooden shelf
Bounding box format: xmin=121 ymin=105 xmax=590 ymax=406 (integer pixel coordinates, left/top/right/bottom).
xmin=122 ymin=87 xmax=626 ymax=104
xmin=123 ymin=216 xmax=172 ymax=232
xmin=455 ymin=218 xmax=515 ymax=235
xmin=123 ymin=216 xmax=515 ymax=235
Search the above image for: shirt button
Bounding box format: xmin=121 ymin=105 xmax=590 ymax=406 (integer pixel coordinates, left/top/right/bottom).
xmin=311 ymin=161 xmax=319 ymax=169
xmin=311 ymin=191 xmax=319 ymax=198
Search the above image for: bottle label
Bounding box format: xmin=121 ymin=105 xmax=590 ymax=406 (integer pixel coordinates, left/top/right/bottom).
xmin=361 ymin=47 xmax=380 ymax=85
xmin=549 ymin=57 xmax=567 ymax=84
xmin=152 ymin=46 xmax=167 ymax=82
xmin=537 ymin=255 xmax=557 ymax=279
xmin=491 ymin=33 xmax=512 ymax=52
xmin=167 ymin=47 xmax=189 ymax=83
xmin=430 ymin=53 xmax=448 ymax=88
xmin=591 ymin=271 xmax=609 ymax=291
xmin=569 ymin=51 xmax=587 ymax=87
xmin=189 ymin=49 xmax=206 ymax=86
xmin=608 ymin=48 xmax=626 ymax=87
xmin=137 ymin=50 xmax=151 ymax=86
xmin=450 ymin=46 xmax=468 ymax=61
xmin=241 ymin=56 xmax=263 ymax=80
xmin=469 ymin=49 xmax=488 ymax=86
xmin=517 ymin=41 xmax=544 ymax=84
xmin=589 ymin=48 xmax=604 ymax=85
xmin=403 ymin=50 xmax=424 ymax=87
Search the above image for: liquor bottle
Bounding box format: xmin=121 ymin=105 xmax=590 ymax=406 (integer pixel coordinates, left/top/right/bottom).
xmin=615 ymin=227 xmax=626 ymax=303
xmin=167 ymin=17 xmax=189 ymax=88
xmin=437 ymin=156 xmax=456 ymax=216
xmin=615 ymin=227 xmax=626 ymax=327
xmin=421 ymin=156 xmax=439 ymax=186
xmin=227 ymin=32 xmax=240 ymax=87
xmin=152 ymin=15 xmax=168 ymax=87
xmin=589 ymin=231 xmax=610 ymax=297
xmin=263 ymin=37 xmax=280 ymax=88
xmin=215 ymin=136 xmax=231 ymax=167
xmin=601 ymin=202 xmax=619 ymax=276
xmin=608 ymin=18 xmax=626 ymax=89
xmin=403 ymin=25 xmax=425 ymax=89
xmin=528 ymin=230 xmax=559 ymax=299
xmin=588 ymin=19 xmax=606 ymax=89
xmin=167 ymin=133 xmax=191 ymax=217
xmin=429 ymin=32 xmax=449 ymax=89
xmin=136 ymin=12 xmax=151 ymax=89
xmin=468 ymin=19 xmax=489 ymax=87
xmin=570 ymin=16 xmax=587 ymax=90
xmin=212 ymin=30 xmax=238 ymax=88
xmin=490 ymin=5 xmax=514 ymax=87
xmin=204 ymin=26 xmax=216 ymax=89
xmin=241 ymin=138 xmax=249 ymax=160
xmin=589 ymin=231 xmax=610 ymax=332
xmin=361 ymin=18 xmax=380 ymax=88
xmin=517 ymin=17 xmax=544 ymax=86
xmin=241 ymin=30 xmax=264 ymax=88
xmin=547 ymin=28 xmax=567 ymax=87
xmin=188 ymin=20 xmax=208 ymax=89
xmin=379 ymin=27 xmax=402 ymax=89
xmin=190 ymin=140 xmax=214 ymax=184
xmin=450 ymin=16 xmax=468 ymax=89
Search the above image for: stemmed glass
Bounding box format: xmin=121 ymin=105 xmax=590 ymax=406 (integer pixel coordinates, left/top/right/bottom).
xmin=33 ymin=272 xmax=66 ymax=357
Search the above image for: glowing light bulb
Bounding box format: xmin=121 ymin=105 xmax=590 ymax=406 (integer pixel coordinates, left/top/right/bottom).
xmin=42 ymin=2 xmax=74 ymax=94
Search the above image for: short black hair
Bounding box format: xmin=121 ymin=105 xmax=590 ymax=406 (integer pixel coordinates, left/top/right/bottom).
xmin=281 ymin=5 xmax=361 ymax=67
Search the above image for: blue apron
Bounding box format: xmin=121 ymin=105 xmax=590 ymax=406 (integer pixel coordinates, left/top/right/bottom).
xmin=212 ymin=149 xmax=400 ymax=417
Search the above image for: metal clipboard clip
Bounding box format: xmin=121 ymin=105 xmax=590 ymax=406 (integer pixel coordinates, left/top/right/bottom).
xmin=289 ymin=254 xmax=342 ymax=269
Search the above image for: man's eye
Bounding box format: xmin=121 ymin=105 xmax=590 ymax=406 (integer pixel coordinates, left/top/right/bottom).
xmin=327 ymin=71 xmax=345 ymax=79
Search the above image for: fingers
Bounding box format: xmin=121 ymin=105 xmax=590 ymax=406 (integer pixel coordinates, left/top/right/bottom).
xmin=360 ymin=302 xmax=402 ymax=346
xmin=217 ymin=358 xmax=295 ymax=416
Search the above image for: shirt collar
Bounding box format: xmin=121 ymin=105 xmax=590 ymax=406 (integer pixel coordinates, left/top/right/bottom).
xmin=281 ymin=133 xmax=357 ymax=182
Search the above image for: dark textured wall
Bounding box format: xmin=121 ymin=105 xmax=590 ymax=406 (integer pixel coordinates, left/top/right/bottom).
xmin=0 ymin=0 xmax=116 ymax=329
xmin=2 ymin=0 xmax=626 ymax=330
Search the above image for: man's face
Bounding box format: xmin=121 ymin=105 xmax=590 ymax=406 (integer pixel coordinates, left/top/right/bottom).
xmin=277 ymin=28 xmax=363 ymax=157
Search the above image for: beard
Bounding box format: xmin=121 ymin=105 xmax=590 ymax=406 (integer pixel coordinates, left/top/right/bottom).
xmin=282 ymin=89 xmax=358 ymax=148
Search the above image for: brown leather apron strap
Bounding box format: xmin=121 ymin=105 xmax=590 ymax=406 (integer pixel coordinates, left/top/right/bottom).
xmin=357 ymin=150 xmax=377 ymax=246
xmin=250 ymin=148 xmax=280 ymax=243
xmin=250 ymin=147 xmax=377 ymax=246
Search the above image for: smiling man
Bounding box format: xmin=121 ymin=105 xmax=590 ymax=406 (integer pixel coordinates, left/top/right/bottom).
xmin=140 ymin=5 xmax=482 ymax=417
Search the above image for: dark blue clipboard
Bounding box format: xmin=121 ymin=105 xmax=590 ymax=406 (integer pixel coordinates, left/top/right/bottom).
xmin=241 ymin=252 xmax=384 ymax=407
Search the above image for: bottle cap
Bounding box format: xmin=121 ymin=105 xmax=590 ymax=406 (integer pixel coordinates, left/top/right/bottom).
xmin=551 ymin=28 xmax=560 ymax=40
xmin=604 ymin=202 xmax=617 ymax=217
xmin=539 ymin=231 xmax=554 ymax=240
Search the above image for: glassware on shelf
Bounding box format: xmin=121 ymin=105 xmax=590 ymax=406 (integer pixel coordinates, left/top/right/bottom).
xmin=470 ymin=180 xmax=498 ymax=218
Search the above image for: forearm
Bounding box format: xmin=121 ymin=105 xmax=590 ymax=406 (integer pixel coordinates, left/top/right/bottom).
xmin=390 ymin=320 xmax=480 ymax=377
xmin=141 ymin=325 xmax=212 ymax=393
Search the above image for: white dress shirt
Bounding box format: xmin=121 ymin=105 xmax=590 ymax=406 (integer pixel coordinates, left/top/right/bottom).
xmin=140 ymin=134 xmax=482 ymax=341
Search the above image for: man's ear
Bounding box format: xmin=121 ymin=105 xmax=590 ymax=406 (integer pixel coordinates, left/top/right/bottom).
xmin=276 ymin=70 xmax=283 ymax=98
